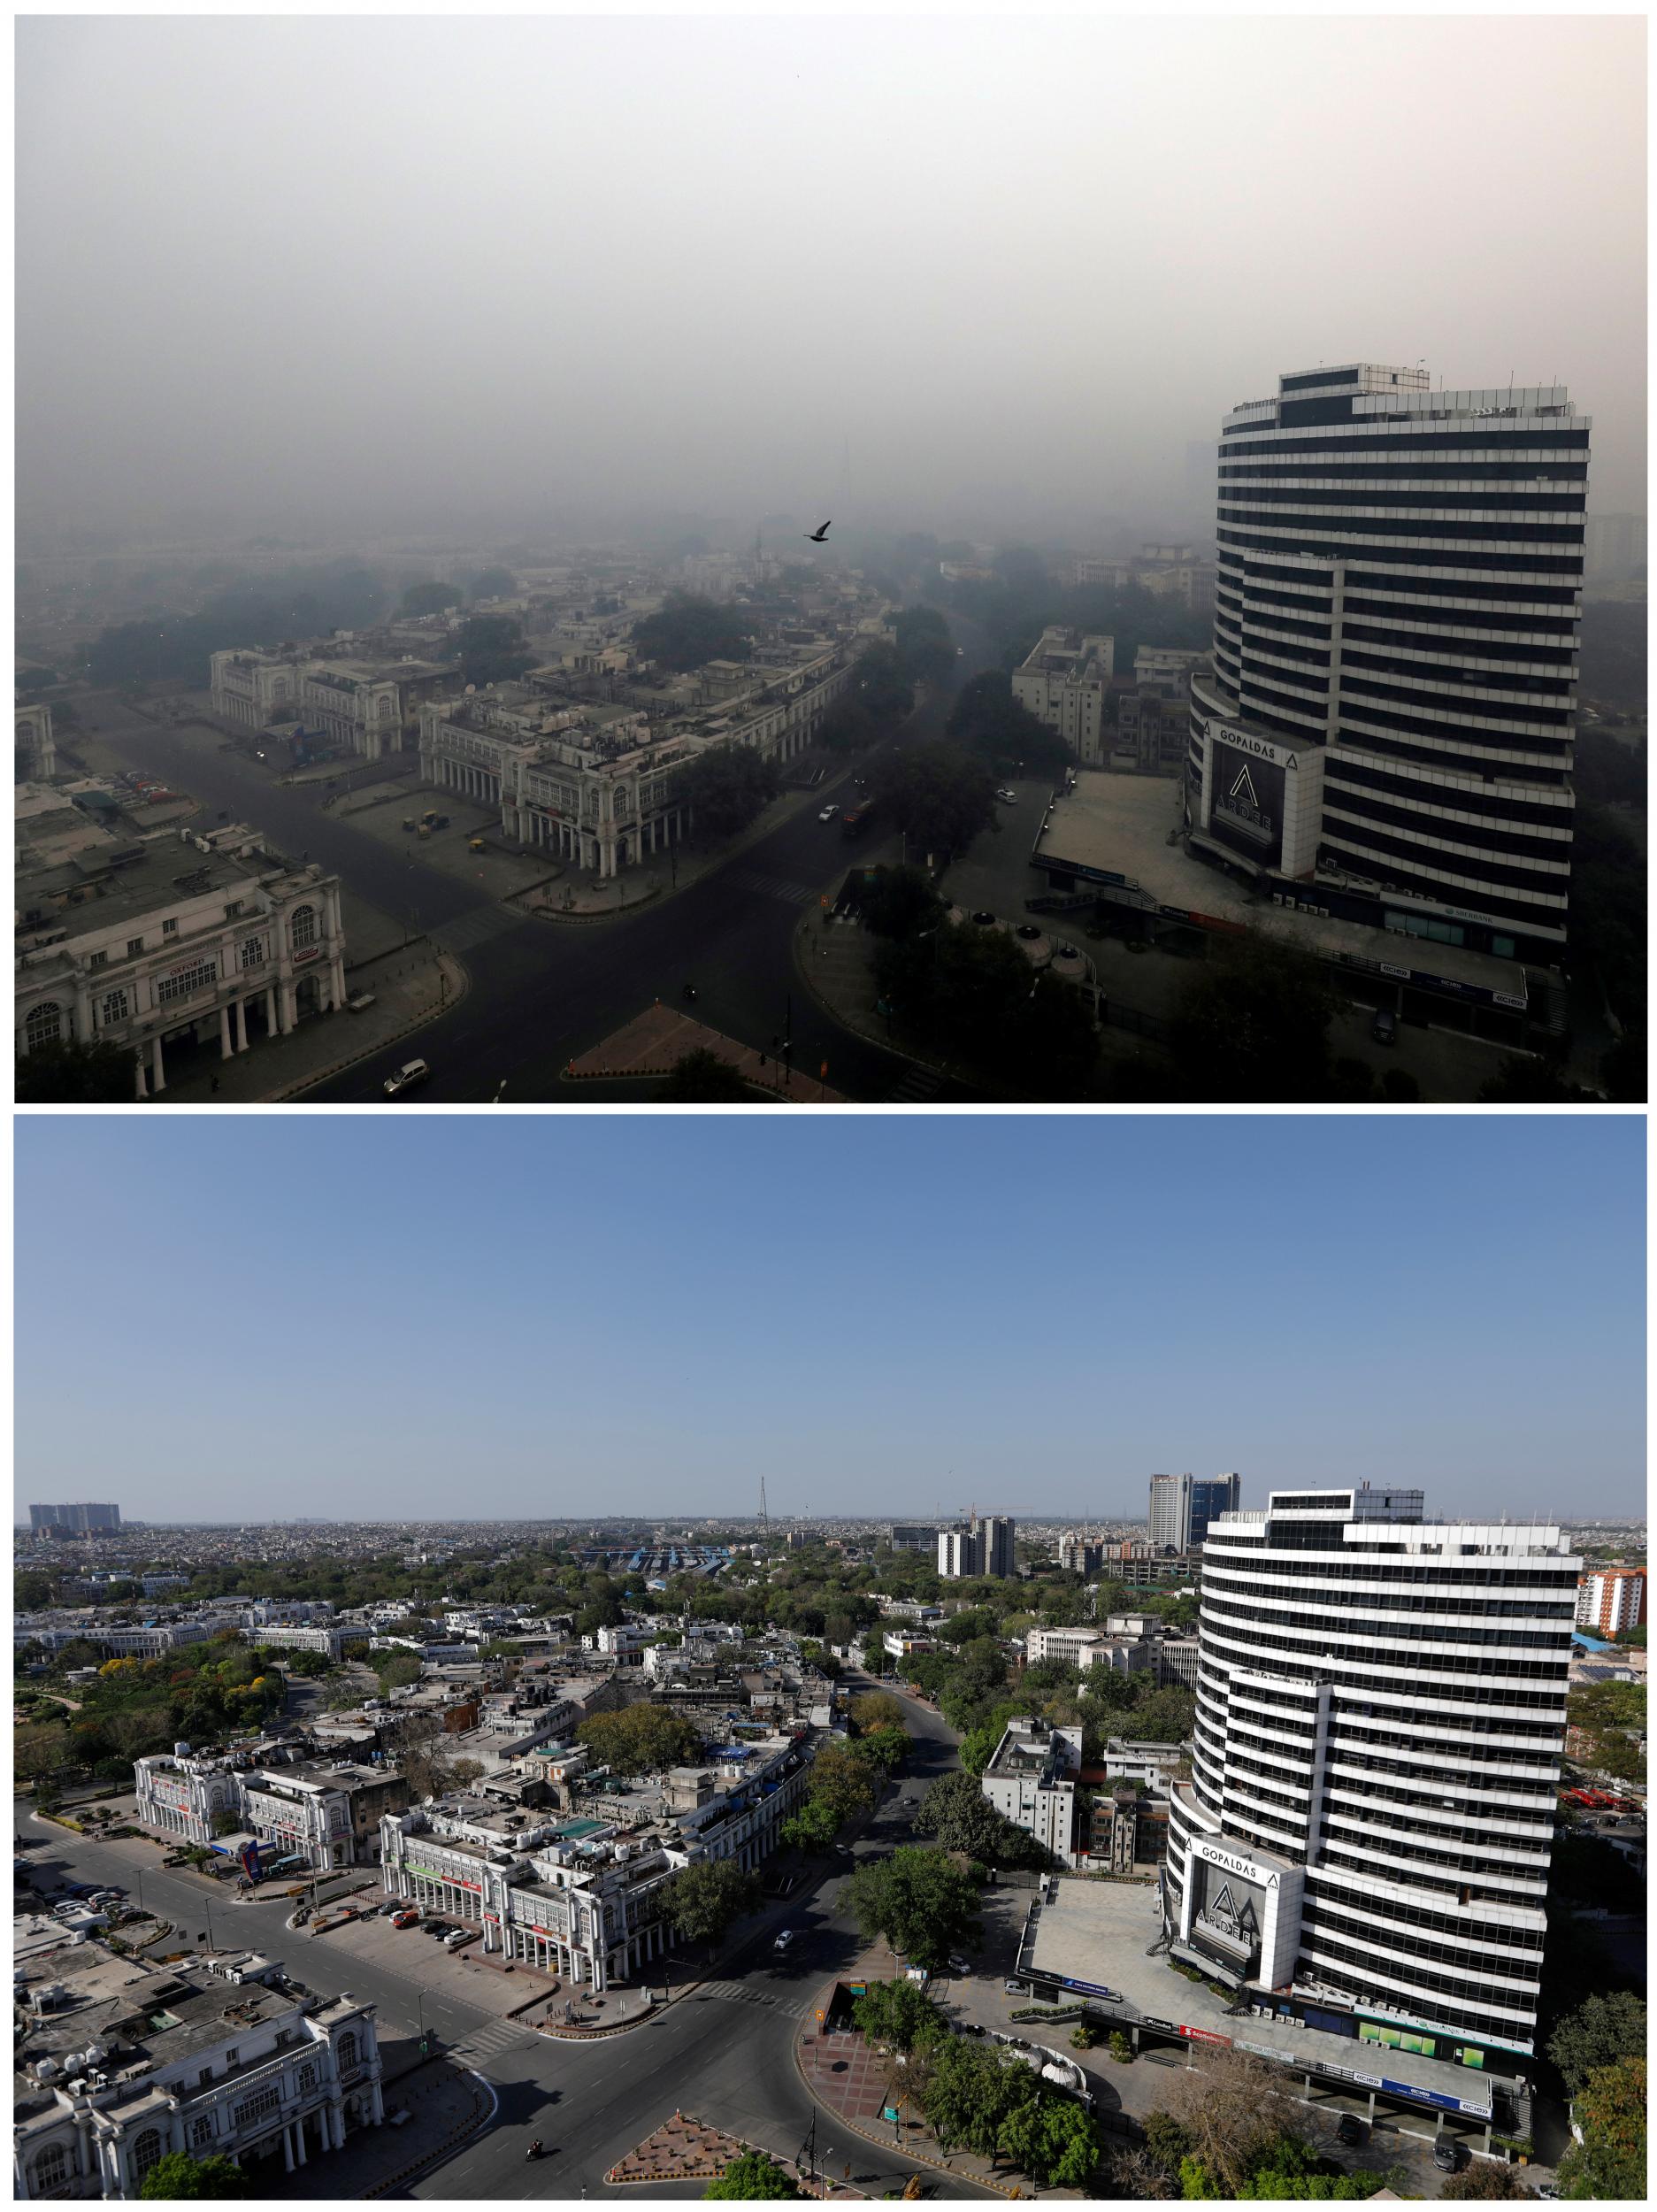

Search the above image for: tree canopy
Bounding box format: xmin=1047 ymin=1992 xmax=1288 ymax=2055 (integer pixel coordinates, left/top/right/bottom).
xmin=1556 ymin=2055 xmax=1645 ymax=2200
xmin=15 ymin=1035 xmax=135 ymax=1103
xmin=659 ymin=1049 xmax=759 ymax=1102
xmin=634 ymin=593 xmax=753 ymax=673
xmin=575 ymin=1703 xmax=703 ymax=1777
xmin=139 ymin=2151 xmax=251 ymax=2199
xmin=845 ymin=1844 xmax=980 ymax=1970
xmin=947 ymin=670 xmax=1070 ymax=775
xmin=1546 ymin=1992 xmax=1647 ymax=2097
xmin=1170 ymin=932 xmax=1339 ymax=1103
xmin=702 ymin=2152 xmax=800 ymax=2199
xmin=401 ymin=580 xmax=460 ymax=617
xmin=660 ymin=1858 xmax=761 ymax=1948
xmin=447 ymin=613 xmax=534 ymax=688
xmin=914 ymin=1768 xmax=1046 ymax=1867
xmin=874 ymin=740 xmax=996 ymax=859
xmin=684 ymin=741 xmax=780 ymax=841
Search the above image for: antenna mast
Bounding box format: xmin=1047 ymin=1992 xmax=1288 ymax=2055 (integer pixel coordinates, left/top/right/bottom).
xmin=760 ymin=1476 xmax=769 ymax=1532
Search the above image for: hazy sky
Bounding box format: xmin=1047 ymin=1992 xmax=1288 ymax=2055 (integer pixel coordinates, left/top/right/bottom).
xmin=16 ymin=12 xmax=1646 ymax=545
xmin=14 ymin=1115 xmax=1645 ymax=1523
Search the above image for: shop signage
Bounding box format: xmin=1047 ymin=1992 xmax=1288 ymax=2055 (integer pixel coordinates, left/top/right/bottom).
xmin=1060 ymin=1977 xmax=1120 ymax=2001
xmin=1181 ymin=2026 xmax=1232 ymax=2048
xmin=1140 ymin=2016 xmax=1179 ymax=2034
xmin=293 ymin=946 xmax=320 ymax=965
xmin=1193 ymin=1839 xmax=1277 ymax=1886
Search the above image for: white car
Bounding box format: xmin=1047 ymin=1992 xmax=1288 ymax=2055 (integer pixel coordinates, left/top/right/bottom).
xmin=996 ymin=788 xmax=1016 ymax=803
xmin=819 ymin=804 xmax=840 ymax=822
xmin=773 ymin=1929 xmax=796 ymax=1954
xmin=383 ymin=1059 xmax=430 ymax=1096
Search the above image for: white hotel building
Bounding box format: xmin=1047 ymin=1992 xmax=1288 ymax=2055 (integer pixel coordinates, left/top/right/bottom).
xmin=1190 ymin=364 xmax=1587 ymax=965
xmin=1164 ymin=1485 xmax=1578 ymax=2071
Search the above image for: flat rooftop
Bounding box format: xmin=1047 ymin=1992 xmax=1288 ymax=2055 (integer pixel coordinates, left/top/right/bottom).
xmin=1023 ymin=1880 xmax=1508 ymax=2119
xmin=1032 ymin=772 xmax=1527 ymax=1000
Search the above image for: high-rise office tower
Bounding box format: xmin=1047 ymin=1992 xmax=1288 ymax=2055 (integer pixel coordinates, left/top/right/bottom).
xmin=1190 ymin=365 xmax=1587 ymax=962
xmin=1164 ymin=1484 xmax=1578 ymax=2064
xmin=1147 ymin=1473 xmax=1241 ymax=1553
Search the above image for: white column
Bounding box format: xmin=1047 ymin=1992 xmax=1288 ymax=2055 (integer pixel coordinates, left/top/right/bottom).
xmin=370 ymin=2078 xmax=385 ymax=2125
xmin=281 ymin=2128 xmax=295 ymax=2174
xmin=134 ymin=1053 xmax=150 ymax=1101
xmin=293 ymin=2116 xmax=307 ymax=2167
xmin=234 ymin=998 xmax=249 ymax=1053
xmin=265 ymin=985 xmax=280 ymax=1036
xmin=151 ymin=1034 xmax=166 ymax=1094
xmin=219 ymin=1005 xmax=234 ymax=1059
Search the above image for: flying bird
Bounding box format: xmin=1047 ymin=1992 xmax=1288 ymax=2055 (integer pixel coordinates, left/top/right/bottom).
xmin=805 ymin=521 xmax=831 ymax=542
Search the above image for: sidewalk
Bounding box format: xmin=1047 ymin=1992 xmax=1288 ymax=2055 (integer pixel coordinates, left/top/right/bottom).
xmin=262 ymin=2052 xmax=491 ymax=2200
xmin=152 ymin=948 xmax=464 ymax=1102
xmin=796 ymin=1954 xmax=1049 ymax=2200
xmin=514 ymin=761 xmax=852 ymax=922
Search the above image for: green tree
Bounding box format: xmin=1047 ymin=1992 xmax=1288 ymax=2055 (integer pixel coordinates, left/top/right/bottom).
xmin=138 ymin=2151 xmax=251 ymax=2198
xmin=875 ymin=741 xmax=995 ymax=859
xmin=1170 ymin=933 xmax=1339 ymax=1102
xmin=997 ymin=2095 xmax=1100 ymax=2189
xmin=660 ymin=1859 xmax=762 ymax=1949
xmin=947 ymin=670 xmax=1069 ymax=775
xmin=779 ymin=1796 xmax=840 ymax=1852
xmin=1547 ymin=1992 xmax=1647 ymax=2096
xmin=1479 ymin=1055 xmax=1596 ymax=1104
xmin=684 ymin=741 xmax=780 ymax=841
xmin=846 ymin=1845 xmax=981 ymax=1971
xmin=915 ymin=1769 xmax=1043 ymax=1867
xmin=859 ymin=865 xmax=946 ymax=941
xmin=1556 ymin=2055 xmax=1646 ymax=2200
xmin=702 ymin=2151 xmax=800 ymax=2199
xmin=660 ymin=1050 xmax=757 ymax=1102
xmin=851 ymin=1978 xmax=947 ymax=2055
xmin=15 ymin=1036 xmax=135 ymax=1103
xmin=401 ymin=580 xmax=460 ymax=617
xmin=576 ymin=1704 xmax=703 ymax=1778
xmin=804 ymin=1739 xmax=882 ymax=1825
xmin=448 ymin=613 xmax=534 ymax=688
xmin=849 ymin=1691 xmax=907 ymax=1734
xmin=1438 ymin=2164 xmax=1533 ymax=2200
xmin=468 ymin=565 xmax=518 ymax=602
xmin=633 ymin=593 xmax=754 ymax=673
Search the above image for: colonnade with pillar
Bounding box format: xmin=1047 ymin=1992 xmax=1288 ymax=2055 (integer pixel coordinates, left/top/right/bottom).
xmin=134 ymin=957 xmax=348 ymax=1098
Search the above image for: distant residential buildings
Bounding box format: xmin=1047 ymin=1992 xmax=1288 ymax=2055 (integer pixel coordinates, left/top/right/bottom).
xmin=937 ymin=1513 xmax=1016 ymax=1580
xmin=1576 ymin=1567 xmax=1645 ymax=1636
xmin=1071 ymin=544 xmax=1216 ymax=614
xmin=29 ymin=1504 xmax=121 ymax=1536
xmin=1583 ymin=512 xmax=1645 ymax=587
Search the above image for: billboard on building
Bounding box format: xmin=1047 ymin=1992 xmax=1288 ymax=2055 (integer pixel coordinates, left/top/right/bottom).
xmin=1208 ymin=739 xmax=1286 ymax=867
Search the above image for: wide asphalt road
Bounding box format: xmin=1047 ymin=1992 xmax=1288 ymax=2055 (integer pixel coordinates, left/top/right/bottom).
xmin=75 ymin=612 xmax=1001 ymax=1105
xmin=15 ymin=1693 xmax=983 ymax=2200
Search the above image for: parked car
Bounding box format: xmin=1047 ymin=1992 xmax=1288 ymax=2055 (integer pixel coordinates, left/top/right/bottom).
xmin=819 ymin=804 xmax=840 ymax=822
xmin=391 ymin=1909 xmax=420 ymax=1929
xmin=1004 ymin=1978 xmax=1028 ymax=1995
xmin=996 ymin=787 xmax=1016 ymax=803
xmin=345 ymin=991 xmax=376 ymax=1013
xmin=773 ymin=1930 xmax=797 ymax=1954
xmin=384 ymin=1059 xmax=430 ymax=1096
xmin=1370 ymin=1007 xmax=1398 ymax=1046
xmin=444 ymin=1927 xmax=476 ymax=1949
xmin=1335 ymin=2114 xmax=1367 ymax=2147
xmin=1433 ymin=2142 xmax=1461 ymax=2174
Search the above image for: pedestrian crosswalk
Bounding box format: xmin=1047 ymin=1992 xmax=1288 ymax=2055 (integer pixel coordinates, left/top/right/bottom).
xmin=883 ymin=1065 xmax=944 ymax=1103
xmin=443 ymin=2016 xmax=538 ymax=2070
xmin=731 ymin=867 xmax=822 ymax=908
xmin=697 ymin=1978 xmax=812 ymax=2021
xmin=432 ymin=903 xmax=528 ymax=954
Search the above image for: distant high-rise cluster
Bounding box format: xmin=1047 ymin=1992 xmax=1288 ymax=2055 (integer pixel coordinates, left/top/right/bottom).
xmin=28 ymin=1502 xmax=121 ymax=1535
xmin=1576 ymin=1565 xmax=1645 ymax=1636
xmin=938 ymin=1512 xmax=1016 ymax=1579
xmin=1147 ymin=1472 xmax=1240 ymax=1554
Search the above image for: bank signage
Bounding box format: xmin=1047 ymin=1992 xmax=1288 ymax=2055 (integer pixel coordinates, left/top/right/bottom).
xmin=1060 ymin=1977 xmax=1120 ymax=2001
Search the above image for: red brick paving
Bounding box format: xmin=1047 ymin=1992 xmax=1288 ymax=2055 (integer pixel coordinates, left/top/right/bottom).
xmin=563 ymin=1004 xmax=846 ymax=1100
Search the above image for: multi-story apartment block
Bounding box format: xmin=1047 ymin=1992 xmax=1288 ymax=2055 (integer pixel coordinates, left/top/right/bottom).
xmin=13 ymin=1939 xmax=382 ymax=2198
xmin=16 ymin=702 xmax=58 ymax=780
xmin=1575 ymin=1567 xmax=1645 ymax=1636
xmin=1164 ymin=1483 xmax=1579 ymax=2067
xmin=16 ymin=826 xmax=346 ymax=1097
xmin=29 ymin=1504 xmax=121 ymax=1535
xmin=1148 ymin=1473 xmax=1242 ymax=1554
xmin=1012 ymin=628 xmax=1114 ymax=759
xmin=1072 ymin=546 xmax=1217 ymax=613
xmin=980 ymin=1717 xmax=1083 ymax=1864
xmin=937 ymin=1513 xmax=1016 ymax=1580
xmin=1191 ymin=364 xmax=1587 ymax=961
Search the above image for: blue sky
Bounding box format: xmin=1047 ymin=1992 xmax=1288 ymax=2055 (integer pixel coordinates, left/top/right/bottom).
xmin=14 ymin=1116 xmax=1645 ymax=1525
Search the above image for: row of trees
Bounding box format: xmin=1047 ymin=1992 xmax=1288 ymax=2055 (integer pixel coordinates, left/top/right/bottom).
xmin=19 ymin=1632 xmax=293 ymax=1791
xmin=780 ymin=1692 xmax=909 ymax=1851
